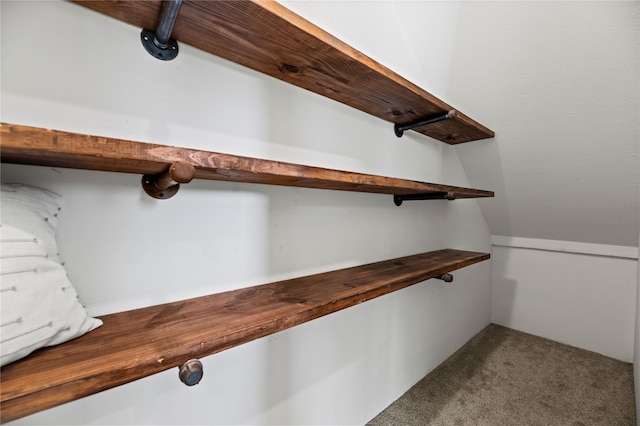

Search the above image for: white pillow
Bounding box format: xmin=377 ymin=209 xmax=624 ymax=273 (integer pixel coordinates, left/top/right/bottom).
xmin=1 ymin=183 xmax=102 ymax=366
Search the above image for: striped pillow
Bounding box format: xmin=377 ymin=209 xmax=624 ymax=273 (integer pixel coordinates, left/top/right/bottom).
xmin=1 ymin=184 xmax=102 ymax=366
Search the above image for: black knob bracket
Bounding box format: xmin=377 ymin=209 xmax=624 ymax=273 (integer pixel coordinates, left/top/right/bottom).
xmin=179 ymin=359 xmax=204 ymax=386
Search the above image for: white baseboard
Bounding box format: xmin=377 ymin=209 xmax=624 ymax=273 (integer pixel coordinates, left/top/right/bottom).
xmin=491 ymin=235 xmax=638 ymax=259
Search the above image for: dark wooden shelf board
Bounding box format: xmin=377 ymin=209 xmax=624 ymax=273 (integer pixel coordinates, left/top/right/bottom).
xmin=0 ymin=123 xmax=494 ymax=199
xmin=0 ymin=249 xmax=489 ymax=422
xmin=71 ymin=0 xmax=494 ymax=145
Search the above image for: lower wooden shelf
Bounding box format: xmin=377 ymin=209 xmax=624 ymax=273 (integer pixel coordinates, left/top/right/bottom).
xmin=0 ymin=249 xmax=488 ymax=422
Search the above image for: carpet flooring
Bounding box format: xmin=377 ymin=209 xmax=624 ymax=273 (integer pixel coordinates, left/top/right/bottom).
xmin=367 ymin=324 xmax=635 ymax=425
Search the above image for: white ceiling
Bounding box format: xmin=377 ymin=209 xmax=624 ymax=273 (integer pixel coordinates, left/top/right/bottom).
xmin=284 ymin=1 xmax=639 ymax=247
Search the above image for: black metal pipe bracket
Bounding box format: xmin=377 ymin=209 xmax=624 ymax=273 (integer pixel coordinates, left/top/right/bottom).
xmin=394 ymin=110 xmax=457 ymax=137
xmin=179 ymin=359 xmax=204 ymax=386
xmin=436 ymin=273 xmax=454 ymax=283
xmin=141 ymin=0 xmax=183 ymax=61
xmin=393 ymin=192 xmax=456 ymax=206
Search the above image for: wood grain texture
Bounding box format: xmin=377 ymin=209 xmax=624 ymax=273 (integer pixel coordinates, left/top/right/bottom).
xmin=0 ymin=123 xmax=494 ymax=199
xmin=0 ymin=249 xmax=489 ymax=422
xmin=71 ymin=0 xmax=494 ymax=144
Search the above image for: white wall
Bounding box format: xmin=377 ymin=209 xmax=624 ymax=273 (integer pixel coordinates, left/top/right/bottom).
xmin=1 ymin=1 xmax=492 ymax=424
xmin=635 ymin=157 xmax=640 ymax=423
xmin=492 ymin=237 xmax=638 ymax=362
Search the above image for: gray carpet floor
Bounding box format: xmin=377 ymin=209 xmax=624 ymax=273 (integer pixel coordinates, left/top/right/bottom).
xmin=367 ymin=323 xmax=635 ymax=425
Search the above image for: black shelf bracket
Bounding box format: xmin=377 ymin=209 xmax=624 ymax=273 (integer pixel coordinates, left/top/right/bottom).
xmin=141 ymin=0 xmax=183 ymax=60
xmin=436 ymin=273 xmax=453 ymax=283
xmin=179 ymin=359 xmax=204 ymax=386
xmin=394 ymin=192 xmax=456 ymax=206
xmin=394 ymin=110 xmax=457 ymax=137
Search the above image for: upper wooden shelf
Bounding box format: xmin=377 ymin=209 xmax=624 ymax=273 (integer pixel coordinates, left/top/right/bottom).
xmin=71 ymin=0 xmax=494 ymax=145
xmin=0 ymin=249 xmax=489 ymax=422
xmin=0 ymin=123 xmax=494 ymax=201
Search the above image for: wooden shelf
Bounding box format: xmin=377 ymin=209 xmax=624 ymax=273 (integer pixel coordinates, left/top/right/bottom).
xmin=0 ymin=249 xmax=489 ymax=422
xmin=71 ymin=0 xmax=494 ymax=145
xmin=0 ymin=123 xmax=494 ymax=200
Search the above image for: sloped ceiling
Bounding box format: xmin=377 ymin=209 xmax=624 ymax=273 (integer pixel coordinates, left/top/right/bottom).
xmin=284 ymin=1 xmax=639 ymax=247
xmin=447 ymin=1 xmax=639 ymax=247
